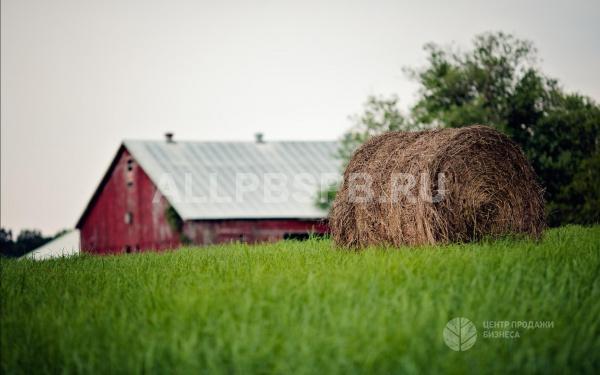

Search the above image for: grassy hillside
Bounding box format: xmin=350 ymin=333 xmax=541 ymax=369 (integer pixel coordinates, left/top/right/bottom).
xmin=1 ymin=226 xmax=599 ymax=374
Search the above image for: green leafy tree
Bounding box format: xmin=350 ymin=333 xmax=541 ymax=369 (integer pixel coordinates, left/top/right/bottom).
xmin=0 ymin=228 xmax=15 ymax=256
xmin=529 ymin=94 xmax=600 ymax=224
xmin=407 ymin=32 xmax=599 ymax=225
xmin=316 ymin=95 xmax=417 ymax=209
xmin=0 ymin=228 xmax=55 ymax=257
xmin=165 ymin=206 xmax=192 ymax=245
xmin=325 ymin=31 xmax=599 ymax=225
xmin=0 ymin=228 xmax=71 ymax=257
xmin=337 ymin=95 xmax=416 ymax=164
xmin=407 ymin=32 xmax=551 ymax=132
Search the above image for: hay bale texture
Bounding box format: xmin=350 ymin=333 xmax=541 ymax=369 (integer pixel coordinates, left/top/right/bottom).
xmin=330 ymin=125 xmax=545 ymax=248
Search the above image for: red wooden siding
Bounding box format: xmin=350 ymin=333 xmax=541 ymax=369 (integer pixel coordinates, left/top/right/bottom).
xmin=78 ymin=147 xmax=330 ymax=254
xmin=183 ymin=219 xmax=328 ymax=246
xmin=78 ymin=148 xmax=180 ymax=254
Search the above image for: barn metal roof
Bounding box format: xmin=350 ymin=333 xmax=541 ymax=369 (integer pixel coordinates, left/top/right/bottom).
xmin=123 ymin=139 xmax=341 ymax=220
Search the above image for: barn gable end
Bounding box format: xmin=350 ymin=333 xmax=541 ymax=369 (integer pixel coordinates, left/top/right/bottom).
xmin=76 ymin=146 xmax=180 ymax=253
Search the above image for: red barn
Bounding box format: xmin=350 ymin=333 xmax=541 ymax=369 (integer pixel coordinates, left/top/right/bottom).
xmin=76 ymin=134 xmax=340 ymax=254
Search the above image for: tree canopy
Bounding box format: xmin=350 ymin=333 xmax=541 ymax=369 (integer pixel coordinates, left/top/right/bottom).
xmin=0 ymin=228 xmax=66 ymax=258
xmin=331 ymin=31 xmax=599 ymax=226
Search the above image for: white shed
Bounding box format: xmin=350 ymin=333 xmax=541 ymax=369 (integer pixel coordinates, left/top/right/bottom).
xmin=23 ymin=230 xmax=80 ymax=260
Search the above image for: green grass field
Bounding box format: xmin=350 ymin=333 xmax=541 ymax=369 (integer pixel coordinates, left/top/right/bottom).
xmin=1 ymin=226 xmax=599 ymax=374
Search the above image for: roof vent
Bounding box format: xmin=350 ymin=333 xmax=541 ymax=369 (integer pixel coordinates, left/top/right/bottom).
xmin=255 ymin=132 xmax=264 ymax=144
xmin=165 ymin=132 xmax=175 ymax=143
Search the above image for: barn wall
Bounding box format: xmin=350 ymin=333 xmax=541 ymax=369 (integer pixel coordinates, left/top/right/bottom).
xmin=79 ymin=148 xmax=330 ymax=253
xmin=182 ymin=219 xmax=329 ymax=245
xmin=79 ymin=148 xmax=180 ymax=254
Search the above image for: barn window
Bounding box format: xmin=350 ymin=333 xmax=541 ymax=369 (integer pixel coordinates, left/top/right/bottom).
xmin=283 ymin=233 xmax=310 ymax=241
xmin=283 ymin=233 xmax=325 ymax=241
xmin=124 ymin=212 xmax=133 ymax=224
xmin=126 ymin=158 xmax=134 ymax=186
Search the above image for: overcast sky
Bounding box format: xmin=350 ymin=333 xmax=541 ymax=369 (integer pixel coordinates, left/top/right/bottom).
xmin=2 ymin=0 xmax=599 ymax=235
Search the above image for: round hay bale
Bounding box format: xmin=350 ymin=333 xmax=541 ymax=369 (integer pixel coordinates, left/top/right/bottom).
xmin=330 ymin=125 xmax=545 ymax=248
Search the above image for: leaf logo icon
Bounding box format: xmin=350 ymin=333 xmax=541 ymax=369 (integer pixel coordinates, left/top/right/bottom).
xmin=443 ymin=317 xmax=477 ymax=351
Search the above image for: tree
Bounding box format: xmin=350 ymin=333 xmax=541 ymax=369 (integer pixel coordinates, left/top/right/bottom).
xmin=529 ymin=94 xmax=600 ymax=225
xmin=407 ymin=32 xmax=550 ymax=133
xmin=0 ymin=228 xmax=15 ymax=255
xmin=0 ymin=228 xmax=63 ymax=258
xmin=15 ymin=230 xmax=49 ymax=254
xmin=326 ymin=32 xmax=599 ymax=225
xmin=316 ymin=95 xmax=417 ymax=209
xmin=337 ymin=95 xmax=416 ymax=164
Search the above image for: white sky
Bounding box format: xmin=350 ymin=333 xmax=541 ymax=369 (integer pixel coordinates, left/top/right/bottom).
xmin=2 ymin=0 xmax=599 ymax=235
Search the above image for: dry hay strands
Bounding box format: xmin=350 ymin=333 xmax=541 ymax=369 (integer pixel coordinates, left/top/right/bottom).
xmin=330 ymin=125 xmax=545 ymax=248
